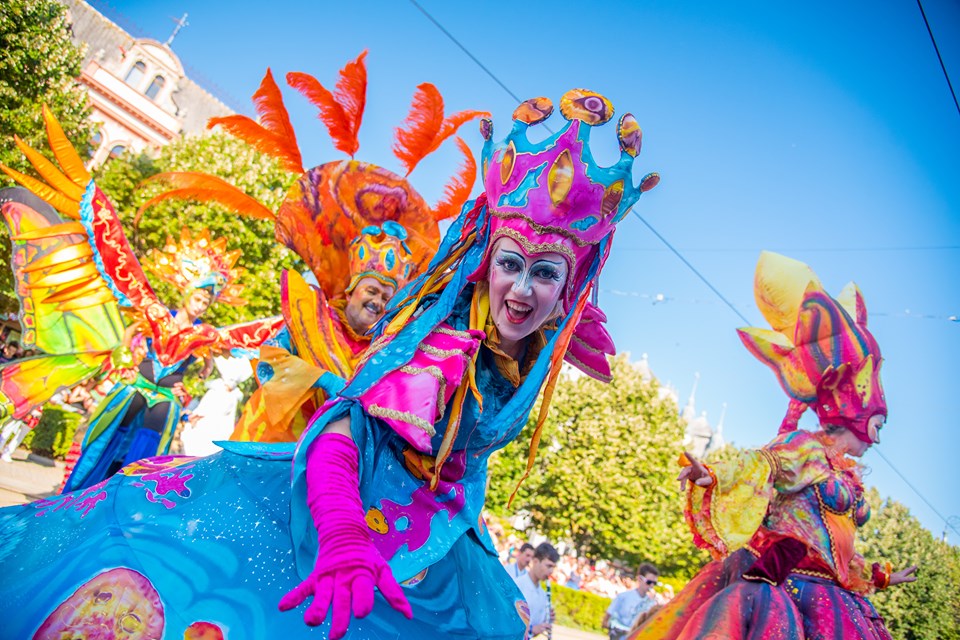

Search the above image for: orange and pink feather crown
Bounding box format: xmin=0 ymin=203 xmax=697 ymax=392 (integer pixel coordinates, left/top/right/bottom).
xmin=737 ymin=252 xmax=886 ymax=443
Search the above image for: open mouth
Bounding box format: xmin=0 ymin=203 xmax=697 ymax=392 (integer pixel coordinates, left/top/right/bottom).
xmin=504 ymin=300 xmax=533 ymax=324
xmin=363 ymin=302 xmax=382 ymax=315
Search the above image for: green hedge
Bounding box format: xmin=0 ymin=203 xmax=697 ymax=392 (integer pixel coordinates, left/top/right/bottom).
xmin=21 ymin=407 xmax=82 ymax=459
xmin=553 ymin=584 xmax=610 ymax=633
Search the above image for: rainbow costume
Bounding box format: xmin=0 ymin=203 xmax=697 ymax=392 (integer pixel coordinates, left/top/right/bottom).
xmin=138 ymin=51 xmax=481 ymax=443
xmin=0 ymin=109 xmax=282 ymax=493
xmin=631 ymin=252 xmax=895 ymax=640
xmin=0 ymin=84 xmax=658 ymax=639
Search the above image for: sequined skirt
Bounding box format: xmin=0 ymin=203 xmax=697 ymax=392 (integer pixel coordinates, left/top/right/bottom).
xmin=629 ymin=549 xmax=892 ymax=640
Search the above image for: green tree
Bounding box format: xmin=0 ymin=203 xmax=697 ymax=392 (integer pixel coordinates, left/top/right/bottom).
xmin=94 ymin=132 xmax=300 ymax=326
xmin=488 ymin=354 xmax=710 ymax=578
xmin=1 ymin=0 xmax=94 ymax=315
xmin=858 ymin=488 xmax=960 ymax=639
xmin=0 ymin=0 xmax=93 ymax=172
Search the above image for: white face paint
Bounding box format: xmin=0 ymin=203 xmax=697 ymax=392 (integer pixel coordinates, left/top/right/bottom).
xmin=487 ymin=237 xmax=568 ymax=359
xmin=867 ymin=414 xmax=885 ymax=444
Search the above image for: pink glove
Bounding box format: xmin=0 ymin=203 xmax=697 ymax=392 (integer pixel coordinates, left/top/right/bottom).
xmin=278 ymin=433 xmax=412 ymax=636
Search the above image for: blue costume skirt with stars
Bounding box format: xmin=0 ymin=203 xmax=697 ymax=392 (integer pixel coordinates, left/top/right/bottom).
xmin=0 ymin=443 xmax=527 ymax=639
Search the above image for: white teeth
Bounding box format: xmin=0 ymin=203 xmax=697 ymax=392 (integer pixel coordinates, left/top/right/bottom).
xmin=505 ymin=301 xmax=532 ymax=314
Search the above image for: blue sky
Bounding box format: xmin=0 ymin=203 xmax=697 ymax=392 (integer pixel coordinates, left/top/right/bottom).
xmin=90 ymin=0 xmax=960 ymax=541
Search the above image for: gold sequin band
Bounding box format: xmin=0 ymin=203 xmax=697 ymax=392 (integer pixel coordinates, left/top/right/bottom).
xmin=490 ymin=226 xmax=577 ymax=277
xmin=366 ymin=404 xmax=436 ymax=436
xmin=564 ymin=351 xmax=612 ymax=383
xmin=488 ymin=206 xmax=594 ymax=247
xmin=418 ymin=342 xmax=469 ymax=361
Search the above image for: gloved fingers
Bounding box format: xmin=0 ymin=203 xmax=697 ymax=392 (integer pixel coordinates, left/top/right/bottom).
xmin=304 ymin=576 xmax=334 ymax=626
xmin=351 ymin=573 xmax=375 ymax=618
xmin=376 ymin=563 xmax=413 ymax=619
xmin=330 ymin=576 xmax=353 ymax=639
xmin=278 ymin=578 xmax=312 ymax=612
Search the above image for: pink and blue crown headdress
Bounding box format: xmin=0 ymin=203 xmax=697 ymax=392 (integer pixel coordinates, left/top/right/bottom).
xmin=341 ymin=88 xmax=659 ymax=418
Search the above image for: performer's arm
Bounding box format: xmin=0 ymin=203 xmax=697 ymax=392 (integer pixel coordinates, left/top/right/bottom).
xmin=279 ymin=417 xmax=411 ymax=636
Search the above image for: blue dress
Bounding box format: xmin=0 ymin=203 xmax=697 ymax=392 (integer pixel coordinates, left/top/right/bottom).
xmin=0 ymin=290 xmax=530 ymax=639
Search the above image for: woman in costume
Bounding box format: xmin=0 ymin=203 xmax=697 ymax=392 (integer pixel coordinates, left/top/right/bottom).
xmin=629 ymin=252 xmax=917 ymax=640
xmin=59 ymin=228 xmax=260 ymax=492
xmin=0 ymin=85 xmax=658 ymax=640
xmin=138 ymin=51 xmax=480 ymax=443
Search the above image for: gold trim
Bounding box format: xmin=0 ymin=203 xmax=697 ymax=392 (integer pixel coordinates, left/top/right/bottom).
xmin=418 ymin=342 xmax=469 ymax=361
xmin=570 ymin=333 xmax=605 ymax=355
xmin=564 ymin=351 xmax=611 ymax=382
xmin=758 ymin=448 xmax=781 ymax=481
xmin=490 ymin=226 xmax=578 ymax=277
xmin=434 ymin=326 xmax=476 ymax=340
xmin=487 ymin=206 xmax=594 ymax=247
xmin=367 ymin=404 xmax=436 ymax=436
xmin=399 ymin=364 xmax=447 ymax=420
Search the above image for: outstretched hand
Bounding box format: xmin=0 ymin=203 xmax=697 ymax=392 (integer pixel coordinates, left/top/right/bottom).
xmin=677 ymin=452 xmax=714 ymax=491
xmin=278 ymin=431 xmax=412 ymax=638
xmin=279 ymin=549 xmax=411 ymax=638
xmin=889 ymin=565 xmax=919 ymax=586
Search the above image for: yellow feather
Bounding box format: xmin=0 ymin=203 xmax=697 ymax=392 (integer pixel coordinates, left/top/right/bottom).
xmin=12 ymin=221 xmax=85 ymax=240
xmin=22 ymin=244 xmax=93 ymax=273
xmin=42 ymin=104 xmax=91 ymax=186
xmin=14 ymin=136 xmax=84 ymax=202
xmin=0 ymin=164 xmax=80 ymax=219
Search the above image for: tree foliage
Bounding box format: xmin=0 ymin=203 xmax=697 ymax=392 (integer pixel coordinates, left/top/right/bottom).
xmin=487 ymin=355 xmax=710 ymax=578
xmin=93 ymin=132 xmax=299 ymax=326
xmin=0 ymin=0 xmax=93 ymax=172
xmin=1 ymin=0 xmax=95 ymax=315
xmin=858 ymin=487 xmax=960 ymax=639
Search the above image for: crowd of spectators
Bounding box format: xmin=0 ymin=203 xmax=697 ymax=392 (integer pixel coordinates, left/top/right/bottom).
xmin=487 ymin=513 xmax=675 ymax=604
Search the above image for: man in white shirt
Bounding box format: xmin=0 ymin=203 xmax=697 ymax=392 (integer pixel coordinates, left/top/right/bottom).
xmin=504 ymin=542 xmax=535 ymax=579
xmin=602 ymin=563 xmax=660 ymax=640
xmin=513 ymin=542 xmax=559 ymax=638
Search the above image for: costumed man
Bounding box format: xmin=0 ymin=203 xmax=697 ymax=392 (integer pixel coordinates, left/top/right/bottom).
xmin=229 ymin=223 xmax=417 ymax=443
xmin=137 ymin=50 xmax=481 ymax=444
xmin=0 ymin=68 xmax=660 ymax=640
xmin=0 ymin=107 xmax=284 ymax=493
xmin=629 ymin=252 xmax=918 ymax=640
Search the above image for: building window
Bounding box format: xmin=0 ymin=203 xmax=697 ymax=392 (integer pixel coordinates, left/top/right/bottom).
xmin=145 ymin=75 xmax=166 ymax=101
xmin=89 ymin=130 xmax=103 ymax=158
xmin=124 ymin=61 xmax=146 ymax=87
xmin=109 ymin=144 xmax=126 ymax=159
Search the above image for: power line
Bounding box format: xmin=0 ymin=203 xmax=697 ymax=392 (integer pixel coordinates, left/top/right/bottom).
xmin=915 ymin=0 xmax=960 ymax=119
xmin=629 ymin=212 xmax=752 ymax=325
xmin=874 ymin=448 xmax=960 ymax=538
xmin=406 ymin=0 xmax=522 ymax=104
xmin=407 ymin=0 xmax=959 ymax=543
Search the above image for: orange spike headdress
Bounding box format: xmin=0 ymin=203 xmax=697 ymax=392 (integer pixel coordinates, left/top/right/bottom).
xmin=139 ymin=51 xmax=486 ymax=301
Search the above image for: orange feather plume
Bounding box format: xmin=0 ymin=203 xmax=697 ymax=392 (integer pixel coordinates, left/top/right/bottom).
xmin=136 ymin=172 xmax=276 ymax=225
xmin=431 ymin=137 xmax=477 ymax=222
xmin=286 ymin=50 xmax=368 ymax=157
xmin=393 ymin=83 xmax=489 ymax=175
xmin=208 ymin=69 xmax=304 ymax=175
